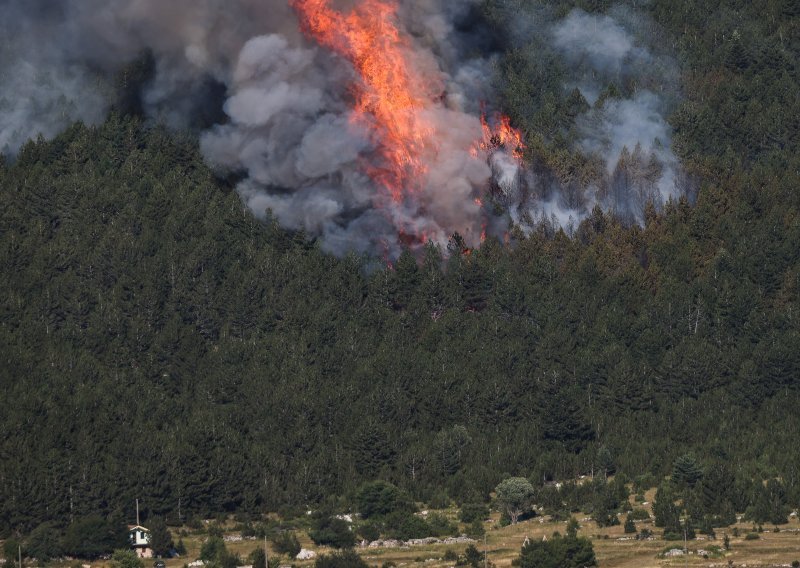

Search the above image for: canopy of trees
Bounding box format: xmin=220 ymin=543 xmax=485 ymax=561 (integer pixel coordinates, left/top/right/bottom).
xmin=1 ymin=0 xmax=799 ymax=540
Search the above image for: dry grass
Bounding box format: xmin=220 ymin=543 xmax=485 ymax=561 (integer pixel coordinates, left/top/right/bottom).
xmin=74 ymin=508 xmax=800 ymax=568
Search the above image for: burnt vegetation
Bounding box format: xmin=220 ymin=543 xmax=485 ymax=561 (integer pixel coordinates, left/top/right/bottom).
xmin=1 ymin=0 xmax=799 ymax=545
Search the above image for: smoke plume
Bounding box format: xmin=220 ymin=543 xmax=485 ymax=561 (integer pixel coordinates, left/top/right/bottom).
xmin=0 ymin=0 xmax=687 ymax=256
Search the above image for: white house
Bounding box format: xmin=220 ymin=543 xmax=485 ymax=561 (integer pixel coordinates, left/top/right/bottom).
xmin=129 ymin=525 xmax=153 ymax=558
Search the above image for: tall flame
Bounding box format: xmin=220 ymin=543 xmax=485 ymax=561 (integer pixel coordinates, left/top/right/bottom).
xmin=290 ymin=0 xmax=525 ymax=250
xmin=290 ymin=0 xmax=440 ymax=203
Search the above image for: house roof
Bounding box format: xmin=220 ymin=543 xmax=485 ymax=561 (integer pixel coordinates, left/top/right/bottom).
xmin=128 ymin=525 xmax=151 ymax=532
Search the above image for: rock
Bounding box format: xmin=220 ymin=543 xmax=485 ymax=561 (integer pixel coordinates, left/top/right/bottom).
xmin=664 ymin=549 xmax=685 ymax=557
xmin=296 ymin=549 xmax=316 ymax=560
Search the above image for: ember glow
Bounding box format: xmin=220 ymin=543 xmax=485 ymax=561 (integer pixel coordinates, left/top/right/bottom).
xmin=480 ymin=111 xmax=526 ymax=161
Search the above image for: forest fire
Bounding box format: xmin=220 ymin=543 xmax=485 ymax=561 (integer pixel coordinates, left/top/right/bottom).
xmin=290 ymin=0 xmax=525 ymax=239
xmin=480 ymin=112 xmax=526 ymax=161
xmin=290 ymin=0 xmax=441 ymax=203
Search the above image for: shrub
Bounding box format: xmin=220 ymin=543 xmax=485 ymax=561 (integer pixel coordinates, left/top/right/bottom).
xmin=356 ymin=521 xmax=381 ymax=543
xmin=624 ymin=517 xmax=636 ymax=534
xmin=309 ymin=516 xmax=356 ymax=549
xmin=467 ymin=518 xmax=486 ymax=539
xmin=110 ymin=549 xmax=144 ymax=568
xmin=427 ymin=513 xmax=458 ymax=537
xmin=744 ymin=533 xmax=759 ymax=540
xmin=459 ymin=503 xmax=490 ymax=524
xmin=386 ymin=513 xmax=432 ymax=540
xmin=272 ymin=531 xmax=301 ymax=558
xmin=628 ymin=508 xmax=651 ymax=521
xmin=356 ymin=481 xmax=415 ymax=519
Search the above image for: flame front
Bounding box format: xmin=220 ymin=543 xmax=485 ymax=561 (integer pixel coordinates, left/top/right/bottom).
xmin=290 ymin=0 xmax=440 ymax=203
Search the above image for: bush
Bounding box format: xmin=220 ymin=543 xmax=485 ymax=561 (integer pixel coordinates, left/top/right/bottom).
xmin=427 ymin=513 xmax=458 ymax=537
xmin=272 ymin=531 xmax=301 ymax=558
xmin=744 ymin=533 xmax=759 ymax=540
xmin=357 ymin=521 xmax=381 ymax=543
xmin=463 ymin=545 xmax=483 ymax=568
xmin=628 ymin=508 xmax=650 ymax=521
xmin=624 ymin=517 xmax=636 ymax=534
xmin=25 ymin=523 xmax=63 ymax=562
xmin=355 ymin=481 xmax=415 ymax=519
xmin=428 ymin=491 xmax=451 ymax=510
xmin=466 ymin=518 xmax=485 ymax=539
xmin=386 ymin=513 xmax=432 ymax=540
xmin=110 ymin=549 xmax=144 ymax=568
xmin=309 ymin=517 xmax=356 ymax=549
xmin=61 ymin=516 xmax=128 ymax=559
xmin=459 ymin=503 xmax=490 ymax=524
xmin=517 ymin=533 xmax=595 ymax=568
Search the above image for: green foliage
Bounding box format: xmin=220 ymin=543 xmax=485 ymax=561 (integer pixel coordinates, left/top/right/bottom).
xmin=309 ymin=517 xmax=356 ymax=549
xmin=271 ymin=532 xmax=301 ymax=559
xmin=3 ymin=540 xmax=21 ymax=568
xmin=463 ymin=544 xmax=483 ymax=568
xmin=2 ymin=0 xmax=800 ymax=529
xmin=25 ymin=524 xmax=62 ymax=562
xmin=466 ymin=518 xmax=486 ymax=539
xmin=61 ymin=516 xmax=128 ymax=559
xmin=671 ymin=455 xmax=703 ymax=489
xmin=110 ymin=549 xmax=144 ymax=568
xmin=249 ymin=547 xmax=265 ymax=568
xmin=517 ymin=533 xmax=597 ymax=568
xmin=747 ymin=479 xmax=789 ymax=525
xmin=384 ymin=512 xmax=433 ymax=541
xmin=355 ymin=481 xmax=415 ymax=519
xmin=356 ymin=521 xmax=380 ymax=543
xmin=565 ymin=518 xmax=579 ymax=539
xmin=460 ymin=503 xmax=490 ymax=524
xmin=148 ymin=517 xmax=173 ymax=557
xmin=426 ymin=513 xmax=458 ymax=537
xmin=495 ymin=478 xmax=536 ymax=524
xmin=314 ymin=549 xmax=369 ymax=568
xmin=624 ymin=516 xmax=636 ymax=534
xmin=200 ymin=537 xmax=228 ymax=565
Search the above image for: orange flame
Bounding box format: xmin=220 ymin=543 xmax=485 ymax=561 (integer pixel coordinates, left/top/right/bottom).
xmin=480 ymin=111 xmax=526 ymax=161
xmin=290 ymin=0 xmax=525 ymax=252
xmin=290 ymin=0 xmax=440 ymax=203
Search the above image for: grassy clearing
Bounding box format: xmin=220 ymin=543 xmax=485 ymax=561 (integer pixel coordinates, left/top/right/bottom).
xmin=67 ymin=510 xmax=800 ymax=568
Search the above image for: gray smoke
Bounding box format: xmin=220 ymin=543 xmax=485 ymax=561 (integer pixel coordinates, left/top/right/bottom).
xmin=493 ymin=5 xmax=685 ymax=232
xmin=0 ymin=0 xmax=686 ymax=255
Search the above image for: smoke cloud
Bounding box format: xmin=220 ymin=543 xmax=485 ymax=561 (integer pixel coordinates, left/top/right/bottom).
xmin=0 ymin=0 xmax=687 ymax=256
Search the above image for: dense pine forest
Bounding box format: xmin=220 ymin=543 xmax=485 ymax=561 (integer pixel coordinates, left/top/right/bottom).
xmin=1 ymin=0 xmax=799 ymax=546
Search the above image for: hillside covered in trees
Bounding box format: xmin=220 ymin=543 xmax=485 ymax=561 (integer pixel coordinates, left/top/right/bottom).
xmin=1 ymin=0 xmax=799 ymax=541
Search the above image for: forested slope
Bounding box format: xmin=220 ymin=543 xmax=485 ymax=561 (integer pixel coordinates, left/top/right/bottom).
xmin=1 ymin=0 xmax=799 ymax=536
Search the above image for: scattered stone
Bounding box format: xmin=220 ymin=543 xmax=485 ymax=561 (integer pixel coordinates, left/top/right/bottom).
xmin=664 ymin=548 xmax=685 ymax=557
xmin=296 ymin=549 xmax=316 ymax=560
xmin=368 ymin=536 xmax=475 ymax=548
xmin=188 ymin=561 xmax=205 ymax=567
